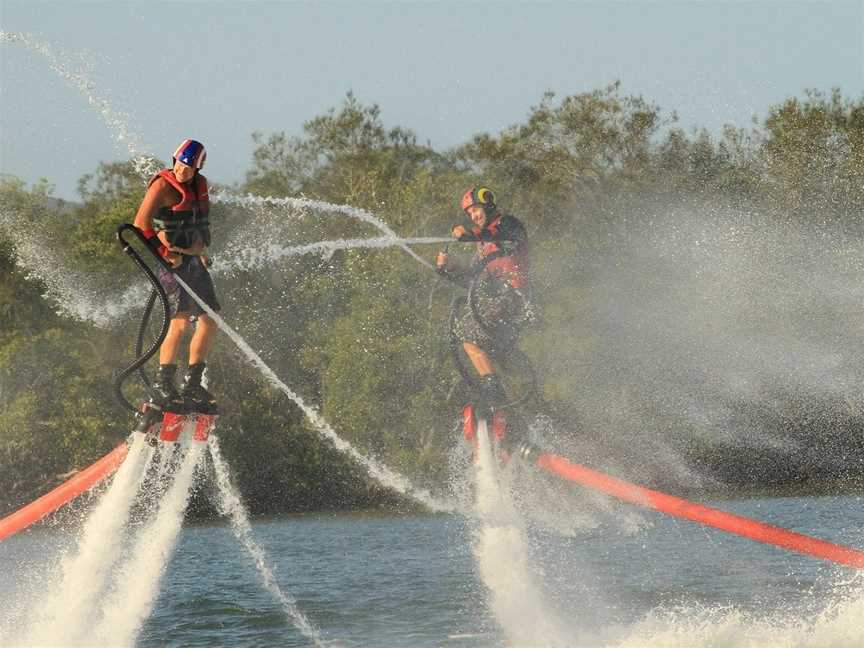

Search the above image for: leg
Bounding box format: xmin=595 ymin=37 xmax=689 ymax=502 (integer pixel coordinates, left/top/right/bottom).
xmin=463 ymin=342 xmax=507 ymax=418
xmin=181 ymin=314 xmax=219 ymax=413
xmin=463 ymin=342 xmax=494 ymax=376
xmin=152 ymin=315 xmax=191 ymax=409
xmin=188 ymin=314 xmax=218 ymax=365
xmin=159 ymin=315 xmax=192 ymax=365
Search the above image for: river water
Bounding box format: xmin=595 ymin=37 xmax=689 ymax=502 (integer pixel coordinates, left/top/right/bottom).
xmin=2 ymin=450 xmax=864 ymax=648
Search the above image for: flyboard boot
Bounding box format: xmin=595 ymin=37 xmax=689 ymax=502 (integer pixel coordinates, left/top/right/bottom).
xmin=180 ymin=362 xmax=218 ymax=415
xmin=136 ymin=364 xmax=185 ymax=446
xmin=462 ymin=373 xmax=508 ymax=453
xmin=136 ymin=363 xmax=218 ymax=444
xmin=461 ymin=374 xmax=536 ymax=462
xmin=172 ymin=362 xmax=219 ymax=442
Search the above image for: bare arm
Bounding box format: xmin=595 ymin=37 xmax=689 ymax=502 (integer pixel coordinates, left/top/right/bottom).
xmin=133 ymin=179 xmax=170 ymax=233
xmin=132 ymin=179 xmax=183 ymax=266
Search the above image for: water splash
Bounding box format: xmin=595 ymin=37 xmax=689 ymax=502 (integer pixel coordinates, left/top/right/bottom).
xmin=0 ymin=30 xmax=159 ymax=178
xmin=616 ymin=577 xmax=864 ymax=647
xmin=172 ymin=271 xmax=452 ymax=512
xmin=92 ymin=436 xmax=204 ymax=647
xmin=472 ymin=424 xmax=571 ymax=646
xmin=20 ymin=434 xmax=152 ymax=646
xmin=208 ymin=436 xmax=330 ymax=648
xmin=216 ymin=235 xmax=450 ymax=274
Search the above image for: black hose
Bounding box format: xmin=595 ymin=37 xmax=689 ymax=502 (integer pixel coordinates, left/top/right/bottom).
xmin=466 ymin=250 xmax=506 ymax=337
xmin=112 ymin=224 xmax=172 ymax=413
xmin=136 ymin=289 xmax=158 ymax=389
xmin=448 ymin=295 xmax=476 ymax=389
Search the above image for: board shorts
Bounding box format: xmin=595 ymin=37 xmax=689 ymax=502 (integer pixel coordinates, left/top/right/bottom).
xmin=452 ymin=273 xmax=533 ymax=355
xmin=157 ymin=255 xmax=221 ymax=318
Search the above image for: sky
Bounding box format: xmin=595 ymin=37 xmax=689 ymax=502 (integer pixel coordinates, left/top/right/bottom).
xmin=1 ymin=0 xmax=862 ymax=201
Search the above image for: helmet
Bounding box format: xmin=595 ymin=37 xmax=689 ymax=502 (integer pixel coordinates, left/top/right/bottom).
xmin=461 ymin=186 xmax=495 ymax=213
xmin=173 ymin=139 xmax=206 ymax=170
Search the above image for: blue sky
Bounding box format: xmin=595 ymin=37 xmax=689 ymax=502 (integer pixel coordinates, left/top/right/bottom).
xmin=1 ymin=0 xmax=862 ymax=200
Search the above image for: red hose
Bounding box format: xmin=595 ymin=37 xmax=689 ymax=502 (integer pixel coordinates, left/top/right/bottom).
xmin=0 ymin=443 xmax=129 ymax=542
xmin=536 ymin=452 xmax=864 ymax=569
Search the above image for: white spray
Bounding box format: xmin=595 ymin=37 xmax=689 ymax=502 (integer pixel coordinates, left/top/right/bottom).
xmin=92 ymin=435 xmax=204 ymax=647
xmin=17 ymin=434 xmax=152 ymax=646
xmin=211 ymin=191 xmax=438 ymax=271
xmin=208 ymin=436 xmax=331 ymax=648
xmin=171 ymin=271 xmax=451 ymax=512
xmin=0 ymin=31 xmax=159 ymax=178
xmin=215 ymin=235 xmax=450 ymax=274
xmin=472 ymin=423 xmax=571 ymax=647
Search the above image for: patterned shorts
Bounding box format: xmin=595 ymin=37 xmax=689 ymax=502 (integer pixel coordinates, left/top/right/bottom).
xmin=157 ymin=255 xmax=221 ymax=318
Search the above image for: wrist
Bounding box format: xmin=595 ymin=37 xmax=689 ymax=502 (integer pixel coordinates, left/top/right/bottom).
xmin=141 ymin=227 xmax=168 ymax=258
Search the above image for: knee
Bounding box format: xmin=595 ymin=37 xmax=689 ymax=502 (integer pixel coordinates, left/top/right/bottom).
xmin=169 ymin=316 xmax=192 ymax=337
xmin=198 ymin=315 xmax=218 ymax=334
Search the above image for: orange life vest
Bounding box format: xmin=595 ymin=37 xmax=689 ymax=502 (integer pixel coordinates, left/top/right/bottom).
xmin=473 ymin=215 xmax=529 ymax=289
xmin=149 ymin=169 xmax=210 ymax=249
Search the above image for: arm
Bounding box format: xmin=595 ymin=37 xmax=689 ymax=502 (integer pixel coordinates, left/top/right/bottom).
xmin=169 ymin=239 xmax=206 ymax=257
xmin=435 ymin=249 xmax=472 ymax=288
xmin=132 ymin=179 xmax=182 ymax=266
xmin=483 ymin=215 xmax=525 ymax=256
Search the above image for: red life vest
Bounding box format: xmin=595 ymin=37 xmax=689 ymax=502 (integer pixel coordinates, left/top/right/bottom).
xmin=473 ymin=215 xmax=529 ymax=290
xmin=149 ymin=169 xmax=210 ymax=248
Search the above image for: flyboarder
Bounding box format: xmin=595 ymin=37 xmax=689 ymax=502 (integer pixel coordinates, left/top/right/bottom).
xmin=436 ymin=186 xmax=533 ymax=422
xmin=132 ymin=138 xmax=219 ymax=414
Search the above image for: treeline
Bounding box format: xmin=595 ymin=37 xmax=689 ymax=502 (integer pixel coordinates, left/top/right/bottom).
xmin=3 ymin=84 xmax=864 ymax=517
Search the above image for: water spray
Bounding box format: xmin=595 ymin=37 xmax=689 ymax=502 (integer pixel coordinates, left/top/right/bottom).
xmin=114 ymin=221 xmax=450 ymax=511
xmin=211 ymin=191 xmax=438 ymax=271
xmin=208 ymin=437 xmax=330 ymax=648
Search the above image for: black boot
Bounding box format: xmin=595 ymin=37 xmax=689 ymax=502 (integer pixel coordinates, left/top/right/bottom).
xmin=475 ymin=373 xmax=507 ymax=421
xmin=180 ymin=362 xmax=217 ymax=414
xmin=151 ymin=364 xmax=183 ymax=411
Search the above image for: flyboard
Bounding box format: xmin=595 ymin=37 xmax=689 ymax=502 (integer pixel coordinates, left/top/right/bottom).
xmin=0 ymin=225 xmax=217 ymax=542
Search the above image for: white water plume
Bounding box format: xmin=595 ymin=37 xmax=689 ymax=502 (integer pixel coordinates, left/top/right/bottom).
xmin=549 ymin=203 xmax=864 ymax=491
xmin=211 ymin=190 xmax=438 ymax=271
xmin=216 ymin=235 xmax=450 ymax=274
xmin=208 ymin=436 xmax=330 ymax=647
xmin=172 ymin=271 xmax=452 ymax=512
xmin=616 ymin=575 xmax=864 ymax=647
xmin=472 ymin=423 xmax=571 ymax=646
xmin=92 ymin=436 xmax=204 ymax=647
xmin=19 ymin=434 xmax=152 ymax=646
xmin=0 ymin=30 xmax=159 ymax=179
xmin=0 ymin=202 xmax=144 ymax=327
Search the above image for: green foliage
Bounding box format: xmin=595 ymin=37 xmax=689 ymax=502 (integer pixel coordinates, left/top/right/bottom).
xmin=70 ymin=161 xmax=149 ymax=276
xmin=3 ymin=84 xmax=864 ymax=516
xmin=760 ymin=89 xmax=864 ymax=216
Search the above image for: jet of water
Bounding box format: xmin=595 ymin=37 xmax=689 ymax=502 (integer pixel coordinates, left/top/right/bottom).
xmin=211 ymin=190 xmax=438 ymax=271
xmin=215 ymin=235 xmax=451 ymax=274
xmin=20 ymin=434 xmax=152 ymax=646
xmin=0 ymin=30 xmax=159 ymax=178
xmin=208 ymin=436 xmax=332 ymax=648
xmin=92 ymin=436 xmax=204 ymax=647
xmin=472 ymin=425 xmax=571 ymax=646
xmin=171 ymin=271 xmax=452 ymax=512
